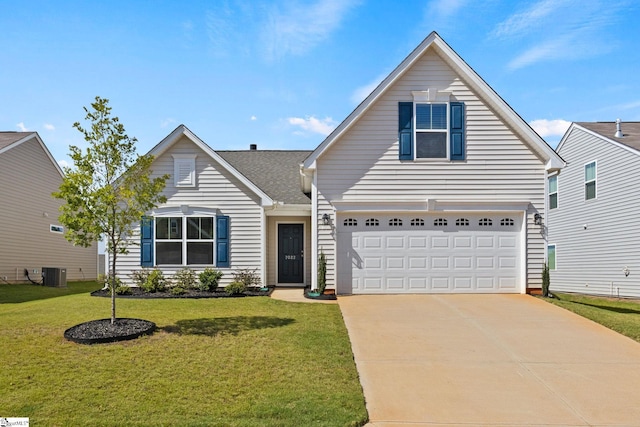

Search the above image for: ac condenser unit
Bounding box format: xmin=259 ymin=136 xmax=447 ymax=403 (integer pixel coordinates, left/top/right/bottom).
xmin=42 ymin=267 xmax=67 ymax=287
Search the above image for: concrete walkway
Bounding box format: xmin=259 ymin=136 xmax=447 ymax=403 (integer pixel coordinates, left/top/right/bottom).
xmin=270 ymin=287 xmax=337 ymax=304
xmin=339 ymin=294 xmax=640 ymax=426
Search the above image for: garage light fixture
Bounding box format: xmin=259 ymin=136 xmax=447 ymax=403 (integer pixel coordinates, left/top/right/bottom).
xmin=534 ymin=213 xmax=542 ymax=226
xmin=322 ymin=213 xmax=331 ymax=225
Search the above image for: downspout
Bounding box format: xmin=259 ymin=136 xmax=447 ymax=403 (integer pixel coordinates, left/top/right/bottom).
xmin=260 ymin=206 xmax=267 ymax=287
xmin=311 ymin=171 xmax=318 ymax=291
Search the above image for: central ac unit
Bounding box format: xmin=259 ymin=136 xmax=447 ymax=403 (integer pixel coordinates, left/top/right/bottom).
xmin=42 ymin=267 xmax=67 ymax=287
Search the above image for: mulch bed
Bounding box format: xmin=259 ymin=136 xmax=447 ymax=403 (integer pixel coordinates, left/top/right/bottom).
xmin=304 ymin=288 xmax=337 ymax=301
xmin=64 ymin=318 xmax=156 ymax=345
xmin=90 ymin=286 xmax=274 ymax=299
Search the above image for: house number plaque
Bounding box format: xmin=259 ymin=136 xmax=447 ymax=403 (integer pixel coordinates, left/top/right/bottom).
xmin=285 ymin=255 xmax=296 ymax=260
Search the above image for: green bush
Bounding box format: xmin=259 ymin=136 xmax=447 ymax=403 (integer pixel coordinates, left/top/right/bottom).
xmin=101 ymin=275 xmax=131 ymax=295
xmin=318 ymin=250 xmax=327 ymax=294
xmin=232 ymin=268 xmax=261 ymax=288
xmin=170 ymin=285 xmax=187 ymax=295
xmin=198 ymin=268 xmax=223 ymax=291
xmin=174 ymin=267 xmax=197 ymax=290
xmin=141 ymin=269 xmax=168 ymax=293
xmin=130 ymin=269 xmax=151 ymax=287
xmin=225 ymin=281 xmax=246 ymax=295
xmin=542 ymin=262 xmax=550 ymax=297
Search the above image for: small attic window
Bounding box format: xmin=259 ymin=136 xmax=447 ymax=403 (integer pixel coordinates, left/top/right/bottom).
xmin=172 ymin=154 xmax=197 ymax=187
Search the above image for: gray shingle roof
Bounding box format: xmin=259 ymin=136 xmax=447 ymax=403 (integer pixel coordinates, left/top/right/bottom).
xmin=218 ymin=150 xmax=312 ymax=205
xmin=577 ymin=122 xmax=640 ymax=151
xmin=0 ymin=132 xmax=34 ymax=151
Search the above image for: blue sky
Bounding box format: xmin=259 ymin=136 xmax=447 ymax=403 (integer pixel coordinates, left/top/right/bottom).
xmin=1 ymin=0 xmax=638 ymax=167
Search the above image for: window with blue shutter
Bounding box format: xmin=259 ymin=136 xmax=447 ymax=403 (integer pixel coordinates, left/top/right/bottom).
xmin=216 ymin=215 xmax=230 ymax=268
xmin=449 ymin=102 xmax=465 ymax=160
xmin=140 ymin=216 xmax=154 ymax=267
xmin=398 ymin=102 xmax=413 ymax=160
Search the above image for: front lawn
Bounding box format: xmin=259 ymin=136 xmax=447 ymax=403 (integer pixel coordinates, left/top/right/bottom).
xmin=543 ymin=292 xmax=640 ymax=342
xmin=0 ymin=282 xmax=368 ymax=426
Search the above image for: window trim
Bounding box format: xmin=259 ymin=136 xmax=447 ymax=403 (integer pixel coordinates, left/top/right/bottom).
xmin=584 ymin=161 xmax=597 ymax=201
xmin=154 ymin=214 xmax=216 ymax=266
xmin=548 ymin=175 xmax=558 ymax=209
xmin=547 ymin=244 xmax=556 ymax=270
xmin=414 ymin=102 xmax=449 ymax=160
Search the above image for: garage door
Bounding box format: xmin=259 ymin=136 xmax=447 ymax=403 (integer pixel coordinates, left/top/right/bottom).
xmin=336 ymin=213 xmax=522 ymax=294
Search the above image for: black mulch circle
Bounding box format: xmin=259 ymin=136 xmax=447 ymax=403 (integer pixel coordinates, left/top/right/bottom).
xmin=64 ymin=318 xmax=156 ymax=345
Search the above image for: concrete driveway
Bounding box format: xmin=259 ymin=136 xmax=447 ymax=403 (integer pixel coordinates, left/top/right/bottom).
xmin=339 ymin=294 xmax=640 ymax=426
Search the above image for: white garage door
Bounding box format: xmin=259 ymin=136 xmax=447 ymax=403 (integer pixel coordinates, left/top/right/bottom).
xmin=336 ymin=213 xmax=522 ymax=294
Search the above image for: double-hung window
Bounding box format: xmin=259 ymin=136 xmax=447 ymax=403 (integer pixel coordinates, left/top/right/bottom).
xmin=585 ymin=161 xmax=596 ymax=200
xmin=155 ymin=216 xmax=214 ymax=265
xmin=548 ymin=175 xmax=558 ymax=209
xmin=415 ymin=103 xmax=448 ymax=158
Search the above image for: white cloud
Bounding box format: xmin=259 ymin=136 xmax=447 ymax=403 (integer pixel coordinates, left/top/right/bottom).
xmin=16 ymin=122 xmax=28 ymax=132
xmin=262 ymin=0 xmax=361 ymax=61
xmin=350 ymin=74 xmax=386 ymax=105
xmin=492 ymin=0 xmax=627 ymax=70
xmin=57 ymin=159 xmax=70 ymax=169
xmin=250 ymin=115 xmax=257 ymax=121
xmin=288 ymin=116 xmax=336 ymax=136
xmin=160 ymin=118 xmax=176 ymax=128
xmin=44 ymin=123 xmax=55 ymax=131
xmin=425 ymin=0 xmax=468 ymax=19
xmin=529 ymin=119 xmax=572 ymax=138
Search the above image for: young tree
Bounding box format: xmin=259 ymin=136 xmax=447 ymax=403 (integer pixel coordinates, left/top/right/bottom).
xmin=54 ymin=96 xmax=168 ymax=324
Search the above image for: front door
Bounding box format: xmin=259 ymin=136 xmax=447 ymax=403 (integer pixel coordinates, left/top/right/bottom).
xmin=278 ymin=223 xmax=304 ymax=283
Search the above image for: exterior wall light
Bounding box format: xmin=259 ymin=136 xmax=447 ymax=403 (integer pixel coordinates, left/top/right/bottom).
xmin=322 ymin=213 xmax=331 ymax=225
xmin=534 ymin=213 xmax=542 ymax=225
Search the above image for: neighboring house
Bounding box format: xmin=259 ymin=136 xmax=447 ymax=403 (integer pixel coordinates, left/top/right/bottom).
xmin=548 ymin=121 xmax=640 ymax=298
xmin=118 ymin=32 xmax=563 ymax=294
xmin=0 ymin=132 xmax=98 ymax=283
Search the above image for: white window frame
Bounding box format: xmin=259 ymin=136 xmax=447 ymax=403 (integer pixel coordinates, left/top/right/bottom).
xmin=584 ymin=161 xmax=597 ymax=201
xmin=412 ymin=90 xmax=452 ymax=161
xmin=172 ymin=154 xmax=197 ymax=187
xmin=548 ymin=175 xmax=558 ymax=209
xmin=154 ymin=214 xmax=215 ymax=266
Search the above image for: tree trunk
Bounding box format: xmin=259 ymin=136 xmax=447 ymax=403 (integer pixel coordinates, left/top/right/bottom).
xmin=111 ymin=250 xmax=117 ymax=324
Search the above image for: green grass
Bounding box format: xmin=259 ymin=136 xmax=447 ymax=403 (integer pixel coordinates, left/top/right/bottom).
xmin=543 ymin=292 xmax=640 ymax=342
xmin=0 ymin=282 xmax=368 ymax=426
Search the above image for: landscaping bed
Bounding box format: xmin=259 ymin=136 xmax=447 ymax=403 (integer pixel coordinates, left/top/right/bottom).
xmin=91 ymin=285 xmax=273 ymax=299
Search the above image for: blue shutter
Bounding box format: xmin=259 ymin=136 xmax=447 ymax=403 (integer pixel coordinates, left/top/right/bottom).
xmin=140 ymin=216 xmax=154 ymax=267
xmin=450 ymin=102 xmax=465 ymax=160
xmin=398 ymin=102 xmax=413 ymax=160
xmin=216 ymin=215 xmax=230 ymax=268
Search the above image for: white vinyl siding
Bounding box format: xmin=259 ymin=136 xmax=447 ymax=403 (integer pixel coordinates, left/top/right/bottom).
xmin=315 ymin=49 xmax=546 ymax=291
xmin=549 ymin=126 xmax=640 ymax=298
xmin=117 ymin=137 xmax=263 ymax=286
xmin=0 ymin=136 xmax=98 ymax=282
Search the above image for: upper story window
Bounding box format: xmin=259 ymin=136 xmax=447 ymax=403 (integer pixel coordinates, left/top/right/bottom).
xmin=173 ymin=154 xmax=197 ymax=187
xmin=549 ymin=175 xmax=558 ymax=209
xmin=548 ymin=244 xmax=556 ymax=270
xmin=398 ymin=93 xmax=465 ymax=161
xmin=585 ymin=161 xmax=596 ymax=200
xmin=365 ymin=218 xmax=379 ymax=227
xmin=415 ymin=103 xmax=448 ymax=159
xmin=344 ymin=218 xmax=357 ymax=227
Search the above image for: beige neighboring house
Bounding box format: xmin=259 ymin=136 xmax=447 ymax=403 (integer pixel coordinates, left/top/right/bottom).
xmin=0 ymin=132 xmax=98 ymax=284
xmin=117 ymin=32 xmax=563 ymax=294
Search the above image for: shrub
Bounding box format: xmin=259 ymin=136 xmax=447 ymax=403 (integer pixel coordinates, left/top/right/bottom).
xmin=101 ymin=275 xmax=131 ymax=295
xmin=170 ymin=285 xmax=187 ymax=295
xmin=198 ymin=268 xmax=223 ymax=291
xmin=130 ymin=269 xmax=151 ymax=287
xmin=318 ymin=250 xmax=327 ymax=294
xmin=141 ymin=269 xmax=167 ymax=293
xmin=174 ymin=267 xmax=197 ymax=290
xmin=542 ymin=262 xmax=550 ymax=297
xmin=225 ymin=281 xmax=246 ymax=295
xmin=232 ymin=268 xmax=261 ymax=288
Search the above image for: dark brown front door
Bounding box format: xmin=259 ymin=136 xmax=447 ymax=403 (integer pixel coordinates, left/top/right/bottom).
xmin=278 ymin=224 xmax=304 ymax=283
